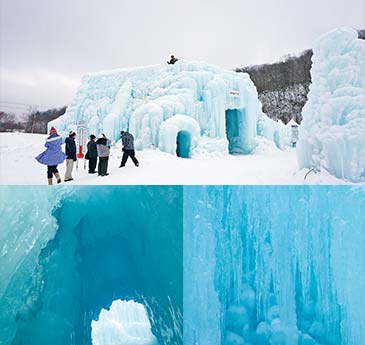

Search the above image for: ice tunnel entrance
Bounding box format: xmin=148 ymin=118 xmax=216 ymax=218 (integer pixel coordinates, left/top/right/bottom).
xmin=92 ymin=300 xmax=158 ymax=345
xmin=176 ymin=130 xmax=191 ymax=158
xmin=225 ymin=109 xmax=247 ymax=154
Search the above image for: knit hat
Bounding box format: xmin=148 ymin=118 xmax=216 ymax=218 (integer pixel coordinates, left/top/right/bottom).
xmin=49 ymin=127 xmax=57 ymax=134
xmin=90 ymin=134 xmax=96 ymax=140
xmin=69 ymin=130 xmax=76 ymax=137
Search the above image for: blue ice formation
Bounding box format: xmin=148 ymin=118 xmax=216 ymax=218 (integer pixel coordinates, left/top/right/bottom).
xmin=297 ymin=28 xmax=365 ymax=182
xmin=91 ymin=299 xmax=158 ymax=345
xmin=49 ymin=61 xmax=286 ymax=157
xmin=0 ymin=186 xmax=182 ymax=345
xmin=184 ymin=186 xmax=365 ymax=345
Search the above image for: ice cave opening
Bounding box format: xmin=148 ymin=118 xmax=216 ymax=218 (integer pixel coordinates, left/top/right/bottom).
xmin=91 ymin=299 xmax=158 ymax=345
xmin=225 ymin=109 xmax=247 ymax=154
xmin=0 ymin=187 xmax=182 ymax=345
xmin=176 ymin=130 xmax=191 ymax=158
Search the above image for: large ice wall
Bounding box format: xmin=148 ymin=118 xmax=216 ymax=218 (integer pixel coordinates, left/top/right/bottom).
xmin=184 ymin=186 xmax=365 ymax=345
xmin=297 ymin=28 xmax=365 ymax=182
xmin=0 ymin=186 xmax=182 ymax=345
xmin=49 ymin=61 xmax=285 ymax=156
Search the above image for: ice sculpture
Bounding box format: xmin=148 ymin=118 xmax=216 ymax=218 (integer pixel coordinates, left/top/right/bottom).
xmin=0 ymin=186 xmax=182 ymax=345
xmin=91 ymin=299 xmax=158 ymax=345
xmin=297 ymin=28 xmax=365 ymax=182
xmin=184 ymin=186 xmax=365 ymax=345
xmin=49 ymin=61 xmax=285 ymax=157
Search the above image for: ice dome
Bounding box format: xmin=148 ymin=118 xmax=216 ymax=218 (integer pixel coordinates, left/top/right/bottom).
xmin=297 ymin=28 xmax=365 ymax=182
xmin=49 ymin=61 xmax=285 ymax=157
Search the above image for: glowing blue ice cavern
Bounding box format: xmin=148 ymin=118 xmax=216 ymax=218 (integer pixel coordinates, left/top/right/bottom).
xmin=0 ymin=186 xmax=182 ymax=345
xmin=184 ymin=186 xmax=365 ymax=345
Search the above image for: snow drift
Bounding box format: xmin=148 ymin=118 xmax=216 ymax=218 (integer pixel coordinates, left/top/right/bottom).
xmin=297 ymin=28 xmax=365 ymax=182
xmin=49 ymin=61 xmax=286 ymax=157
xmin=0 ymin=186 xmax=182 ymax=345
xmin=184 ymin=186 xmax=365 ymax=345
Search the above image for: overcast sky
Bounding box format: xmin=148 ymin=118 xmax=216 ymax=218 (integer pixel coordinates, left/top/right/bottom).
xmin=1 ymin=0 xmax=364 ymax=114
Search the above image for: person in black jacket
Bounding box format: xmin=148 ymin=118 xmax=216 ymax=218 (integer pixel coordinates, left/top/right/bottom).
xmin=119 ymin=131 xmax=139 ymax=168
xmin=64 ymin=131 xmax=77 ymax=182
xmin=86 ymin=134 xmax=98 ymax=174
xmin=167 ymin=55 xmax=178 ymax=64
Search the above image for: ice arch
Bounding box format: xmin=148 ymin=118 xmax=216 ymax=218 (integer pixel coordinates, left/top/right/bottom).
xmin=159 ymin=115 xmax=200 ymax=157
xmin=91 ymin=299 xmax=158 ymax=345
xmin=0 ymin=186 xmax=182 ymax=345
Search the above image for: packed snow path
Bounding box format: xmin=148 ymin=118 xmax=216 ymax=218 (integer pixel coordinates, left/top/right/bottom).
xmin=0 ymin=133 xmax=354 ymax=185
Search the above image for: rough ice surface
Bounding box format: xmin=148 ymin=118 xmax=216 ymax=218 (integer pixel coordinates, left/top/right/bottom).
xmin=49 ymin=61 xmax=286 ymax=157
xmin=91 ymin=299 xmax=158 ymax=345
xmin=297 ymin=28 xmax=365 ymax=182
xmin=0 ymin=186 xmax=182 ymax=345
xmin=184 ymin=186 xmax=365 ymax=345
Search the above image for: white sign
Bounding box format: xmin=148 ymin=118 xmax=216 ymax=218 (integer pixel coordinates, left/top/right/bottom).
xmin=229 ymin=90 xmax=240 ymax=97
xmin=77 ymin=120 xmax=87 ymax=152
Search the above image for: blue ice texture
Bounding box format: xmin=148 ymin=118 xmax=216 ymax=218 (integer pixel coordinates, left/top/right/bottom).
xmin=0 ymin=186 xmax=182 ymax=345
xmin=184 ymin=186 xmax=365 ymax=345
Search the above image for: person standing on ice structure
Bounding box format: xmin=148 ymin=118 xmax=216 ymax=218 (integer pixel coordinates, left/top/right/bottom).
xmin=167 ymin=55 xmax=178 ymax=64
xmin=96 ymin=133 xmax=111 ymax=176
xmin=64 ymin=131 xmax=77 ymax=182
xmin=119 ymin=130 xmax=139 ymax=168
xmin=35 ymin=126 xmax=66 ymax=185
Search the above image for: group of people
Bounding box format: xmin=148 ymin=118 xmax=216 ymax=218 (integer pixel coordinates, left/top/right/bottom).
xmin=35 ymin=127 xmax=139 ymax=185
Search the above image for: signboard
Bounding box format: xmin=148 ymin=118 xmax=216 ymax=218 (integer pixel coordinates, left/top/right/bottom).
xmin=229 ymin=90 xmax=240 ymax=97
xmin=77 ymin=120 xmax=86 ymax=158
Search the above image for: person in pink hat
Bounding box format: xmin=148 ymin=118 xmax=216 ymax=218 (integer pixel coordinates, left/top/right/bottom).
xmin=35 ymin=127 xmax=67 ymax=185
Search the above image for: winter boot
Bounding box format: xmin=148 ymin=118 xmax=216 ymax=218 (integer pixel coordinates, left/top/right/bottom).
xmin=54 ymin=172 xmax=62 ymax=184
xmin=48 ymin=178 xmax=53 ymax=185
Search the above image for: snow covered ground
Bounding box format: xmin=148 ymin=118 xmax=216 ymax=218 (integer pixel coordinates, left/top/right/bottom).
xmin=0 ymin=132 xmax=356 ymax=185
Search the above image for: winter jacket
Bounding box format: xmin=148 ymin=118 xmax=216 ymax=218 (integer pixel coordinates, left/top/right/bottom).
xmin=96 ymin=137 xmax=111 ymax=157
xmin=121 ymin=133 xmax=135 ymax=150
xmin=65 ymin=137 xmax=77 ymax=160
xmin=167 ymin=57 xmax=178 ymax=64
xmin=35 ymin=134 xmax=67 ymax=166
xmin=86 ymin=140 xmax=98 ymax=159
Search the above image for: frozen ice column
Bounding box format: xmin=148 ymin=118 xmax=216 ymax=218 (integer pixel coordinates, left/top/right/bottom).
xmin=297 ymin=28 xmax=365 ymax=182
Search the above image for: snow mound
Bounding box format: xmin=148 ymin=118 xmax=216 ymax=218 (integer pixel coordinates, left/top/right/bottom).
xmin=297 ymin=28 xmax=365 ymax=182
xmin=50 ymin=60 xmax=285 ymax=157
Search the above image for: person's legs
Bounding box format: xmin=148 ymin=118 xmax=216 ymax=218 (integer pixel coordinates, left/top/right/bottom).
xmin=64 ymin=159 xmax=74 ymax=181
xmin=98 ymin=157 xmax=103 ymax=176
xmin=130 ymin=150 xmax=139 ymax=166
xmin=90 ymin=157 xmax=97 ymax=173
xmin=99 ymin=157 xmax=106 ymax=175
xmin=47 ymin=166 xmax=53 ymax=185
xmin=52 ymin=165 xmax=61 ymax=183
xmin=104 ymin=157 xmax=109 ymax=175
xmin=120 ymin=151 xmax=129 ymax=167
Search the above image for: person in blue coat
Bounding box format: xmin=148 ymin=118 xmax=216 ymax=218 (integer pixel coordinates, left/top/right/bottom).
xmin=35 ymin=126 xmax=67 ymax=185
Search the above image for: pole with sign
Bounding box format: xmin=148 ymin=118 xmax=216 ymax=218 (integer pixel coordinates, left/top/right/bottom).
xmin=76 ymin=121 xmax=86 ymax=169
